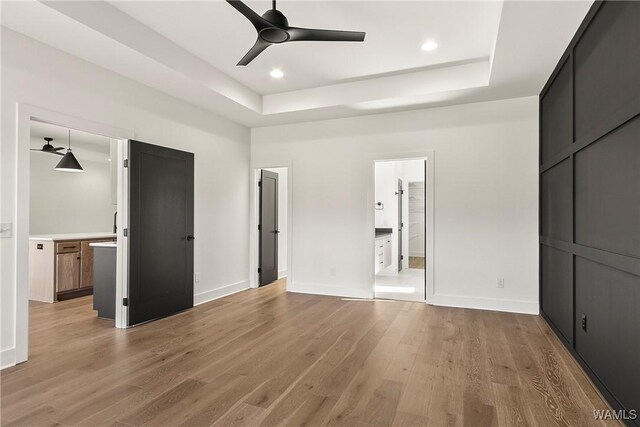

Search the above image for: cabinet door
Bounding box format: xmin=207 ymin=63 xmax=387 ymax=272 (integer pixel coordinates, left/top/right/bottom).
xmin=57 ymin=252 xmax=80 ymax=292
xmin=81 ymin=241 xmax=93 ymax=288
xmin=383 ymin=239 xmax=392 ymax=268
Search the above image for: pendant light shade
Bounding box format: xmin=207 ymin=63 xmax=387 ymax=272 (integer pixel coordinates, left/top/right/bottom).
xmin=55 ymin=130 xmax=84 ymax=172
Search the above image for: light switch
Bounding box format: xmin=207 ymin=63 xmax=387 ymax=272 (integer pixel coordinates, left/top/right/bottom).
xmin=0 ymin=222 xmax=12 ymax=238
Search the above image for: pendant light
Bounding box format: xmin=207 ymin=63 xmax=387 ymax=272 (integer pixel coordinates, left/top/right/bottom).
xmin=55 ymin=129 xmax=84 ymax=172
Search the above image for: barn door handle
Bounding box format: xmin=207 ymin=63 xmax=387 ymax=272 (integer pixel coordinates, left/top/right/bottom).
xmin=186 ymin=235 xmax=195 ymax=241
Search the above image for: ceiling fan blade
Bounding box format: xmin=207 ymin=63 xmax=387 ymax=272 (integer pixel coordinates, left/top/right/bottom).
xmin=287 ymin=27 xmax=366 ymax=42
xmin=226 ymin=0 xmax=270 ymax=31
xmin=237 ymin=38 xmax=270 ymax=66
xmin=52 ymin=152 xmax=65 ymax=156
xmin=53 ymin=147 xmax=65 ymax=151
xmin=30 ymin=149 xmax=42 ymax=151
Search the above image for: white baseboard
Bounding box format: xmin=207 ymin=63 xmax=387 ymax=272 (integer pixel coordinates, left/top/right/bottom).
xmin=1 ymin=347 xmax=16 ymax=370
xmin=278 ymin=269 xmax=287 ymax=279
xmin=431 ymin=293 xmax=539 ymax=315
xmin=288 ymin=282 xmax=373 ymax=299
xmin=194 ymin=280 xmax=249 ymax=306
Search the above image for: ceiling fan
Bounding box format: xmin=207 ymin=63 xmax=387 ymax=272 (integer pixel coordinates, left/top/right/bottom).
xmin=31 ymin=137 xmax=65 ymax=156
xmin=226 ymin=0 xmax=366 ymax=66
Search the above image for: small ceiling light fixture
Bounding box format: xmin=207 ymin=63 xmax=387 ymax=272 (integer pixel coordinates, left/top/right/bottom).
xmin=421 ymin=40 xmax=438 ymax=52
xmin=55 ymin=129 xmax=84 ymax=172
xmin=270 ymin=68 xmax=284 ymax=79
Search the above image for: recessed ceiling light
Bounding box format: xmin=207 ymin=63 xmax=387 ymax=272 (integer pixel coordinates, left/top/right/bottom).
xmin=421 ymin=40 xmax=438 ymax=52
xmin=270 ymin=69 xmax=284 ymax=79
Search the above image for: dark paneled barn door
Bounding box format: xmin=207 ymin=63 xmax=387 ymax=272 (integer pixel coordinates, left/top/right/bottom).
xmin=539 ymin=1 xmax=640 ymax=423
xmin=397 ymin=179 xmax=403 ymax=272
xmin=128 ymin=140 xmax=194 ymax=326
xmin=259 ymin=169 xmax=279 ymax=286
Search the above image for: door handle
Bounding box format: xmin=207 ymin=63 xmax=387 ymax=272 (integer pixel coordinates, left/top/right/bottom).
xmin=273 ymin=230 xmax=280 ymax=234
xmin=186 ymin=235 xmax=195 ymax=241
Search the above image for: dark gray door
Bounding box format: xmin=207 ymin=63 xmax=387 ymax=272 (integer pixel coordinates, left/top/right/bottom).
xmin=259 ymin=170 xmax=278 ymax=286
xmin=128 ymin=140 xmax=194 ymax=326
xmin=397 ymin=178 xmax=403 ymax=272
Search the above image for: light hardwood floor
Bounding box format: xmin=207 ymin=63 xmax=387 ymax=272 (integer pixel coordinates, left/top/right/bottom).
xmin=1 ymin=279 xmax=616 ymax=427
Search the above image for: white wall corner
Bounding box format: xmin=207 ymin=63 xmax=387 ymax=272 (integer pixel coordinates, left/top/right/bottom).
xmin=194 ymin=280 xmax=250 ymax=306
xmin=431 ymin=293 xmax=539 ymax=315
xmin=1 ymin=347 xmax=17 ymax=370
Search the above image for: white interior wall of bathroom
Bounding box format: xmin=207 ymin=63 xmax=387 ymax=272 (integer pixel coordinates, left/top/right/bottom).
xmin=375 ymin=159 xmax=425 ymax=271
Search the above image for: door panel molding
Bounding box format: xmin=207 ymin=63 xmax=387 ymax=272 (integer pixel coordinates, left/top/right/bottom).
xmin=128 ymin=140 xmax=194 ymax=326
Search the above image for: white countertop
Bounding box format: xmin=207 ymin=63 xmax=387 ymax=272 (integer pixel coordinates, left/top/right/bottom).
xmin=90 ymin=241 xmax=117 ymax=248
xmin=29 ymin=232 xmax=116 ymax=241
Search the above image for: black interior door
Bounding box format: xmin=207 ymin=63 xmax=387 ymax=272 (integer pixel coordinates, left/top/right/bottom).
xmin=398 ymin=178 xmax=403 ymax=272
xmin=259 ymin=170 xmax=278 ymax=286
xmin=128 ymin=140 xmax=194 ymax=326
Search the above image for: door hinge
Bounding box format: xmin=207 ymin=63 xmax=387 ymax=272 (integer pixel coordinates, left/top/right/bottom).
xmin=122 ymin=297 xmax=129 ymax=306
xmin=258 ymin=267 xmax=261 ymax=274
xmin=401 ymin=255 xmax=404 ymax=260
xmin=123 ymin=159 xmax=129 ymax=168
xmin=123 ymin=228 xmax=128 ymax=237
xmin=258 ymin=180 xmax=262 ymax=187
xmin=258 ymin=224 xmax=261 ymax=230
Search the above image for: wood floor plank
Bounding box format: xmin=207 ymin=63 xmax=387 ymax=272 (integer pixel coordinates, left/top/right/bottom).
xmin=0 ymin=279 xmax=615 ymax=427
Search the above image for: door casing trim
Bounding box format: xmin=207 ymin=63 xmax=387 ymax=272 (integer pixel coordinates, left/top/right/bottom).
xmin=367 ymin=150 xmax=435 ymax=303
xmin=14 ymin=103 xmax=134 ymax=364
xmin=249 ymin=162 xmax=292 ymax=290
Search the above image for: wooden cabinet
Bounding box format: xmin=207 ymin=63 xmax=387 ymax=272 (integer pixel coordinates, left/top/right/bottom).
xmin=56 ymin=251 xmax=80 ymax=292
xmin=29 ymin=234 xmax=116 ymax=302
xmin=81 ymin=241 xmax=93 ymax=289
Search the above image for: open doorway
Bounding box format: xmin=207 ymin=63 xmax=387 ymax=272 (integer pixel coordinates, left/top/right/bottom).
xmin=253 ymin=167 xmax=288 ymax=287
xmin=28 ymin=121 xmax=120 ymax=325
xmin=374 ymin=159 xmax=426 ymax=302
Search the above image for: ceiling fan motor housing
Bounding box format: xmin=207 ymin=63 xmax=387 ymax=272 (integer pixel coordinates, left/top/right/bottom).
xmin=259 ymin=9 xmax=289 ymax=43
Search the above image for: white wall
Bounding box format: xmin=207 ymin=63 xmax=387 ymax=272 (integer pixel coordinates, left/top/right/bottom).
xmin=264 ymin=167 xmax=287 ymax=278
xmin=1 ymin=29 xmax=251 ymax=367
xmin=251 ymin=96 xmax=539 ymax=313
xmin=29 ymin=152 xmax=115 ymax=235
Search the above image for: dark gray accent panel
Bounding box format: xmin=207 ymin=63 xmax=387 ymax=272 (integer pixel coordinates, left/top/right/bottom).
xmin=575 ymin=116 xmax=640 ymax=258
xmin=541 ymin=245 xmax=573 ymax=343
xmin=541 ymin=158 xmax=572 ymax=242
xmin=541 ymin=59 xmax=573 ymax=163
xmin=575 ymin=257 xmax=640 ymax=416
xmin=540 ymin=2 xmax=640 ymax=422
xmin=574 ymin=1 xmax=640 ymax=142
xmin=92 ymin=246 xmax=116 ymax=320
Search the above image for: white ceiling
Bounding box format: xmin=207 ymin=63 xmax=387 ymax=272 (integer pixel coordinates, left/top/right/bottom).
xmin=112 ymin=1 xmax=502 ymax=95
xmin=1 ymin=0 xmax=593 ymax=127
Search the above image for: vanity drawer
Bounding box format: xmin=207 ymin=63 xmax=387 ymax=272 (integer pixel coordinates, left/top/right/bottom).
xmin=56 ymin=241 xmax=80 ymax=254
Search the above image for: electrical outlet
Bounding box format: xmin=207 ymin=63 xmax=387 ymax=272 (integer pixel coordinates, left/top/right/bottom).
xmin=195 ymin=272 xmax=201 ymax=283
xmin=581 ymin=314 xmax=587 ymax=331
xmin=497 ymin=278 xmax=505 ymax=288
